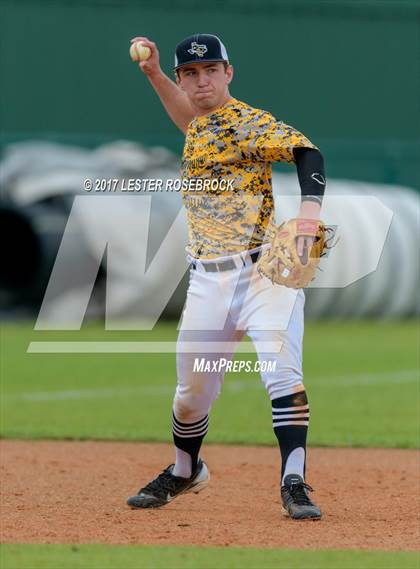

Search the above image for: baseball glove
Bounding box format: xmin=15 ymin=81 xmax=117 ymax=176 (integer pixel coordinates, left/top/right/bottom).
xmin=257 ymin=218 xmax=333 ymax=288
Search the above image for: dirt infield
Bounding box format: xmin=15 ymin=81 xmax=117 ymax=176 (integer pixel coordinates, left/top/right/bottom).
xmin=1 ymin=440 xmax=419 ymax=550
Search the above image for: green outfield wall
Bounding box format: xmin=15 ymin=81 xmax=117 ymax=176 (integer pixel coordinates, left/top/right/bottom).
xmin=1 ymin=0 xmax=419 ymax=188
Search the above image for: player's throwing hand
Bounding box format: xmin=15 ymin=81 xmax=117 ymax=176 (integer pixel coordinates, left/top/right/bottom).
xmin=130 ymin=36 xmax=160 ymax=76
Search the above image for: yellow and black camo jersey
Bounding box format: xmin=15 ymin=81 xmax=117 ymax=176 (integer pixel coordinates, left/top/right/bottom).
xmin=181 ymin=97 xmax=317 ymax=259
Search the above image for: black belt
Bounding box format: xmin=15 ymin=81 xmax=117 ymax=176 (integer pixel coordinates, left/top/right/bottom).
xmin=191 ymin=250 xmax=261 ymax=272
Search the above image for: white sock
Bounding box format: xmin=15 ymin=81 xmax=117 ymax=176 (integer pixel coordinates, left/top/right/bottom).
xmin=282 ymin=447 xmax=305 ymax=485
xmin=172 ymin=448 xmax=192 ymax=478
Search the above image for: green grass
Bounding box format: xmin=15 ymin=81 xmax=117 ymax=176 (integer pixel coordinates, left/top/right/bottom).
xmin=1 ymin=320 xmax=419 ymax=447
xmin=1 ymin=544 xmax=419 ymax=569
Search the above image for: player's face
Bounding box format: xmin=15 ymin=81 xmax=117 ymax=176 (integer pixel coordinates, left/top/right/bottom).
xmin=176 ymin=62 xmax=233 ymax=113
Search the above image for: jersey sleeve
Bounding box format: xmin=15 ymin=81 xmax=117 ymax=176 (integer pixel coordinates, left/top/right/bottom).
xmin=246 ymin=119 xmax=317 ymax=164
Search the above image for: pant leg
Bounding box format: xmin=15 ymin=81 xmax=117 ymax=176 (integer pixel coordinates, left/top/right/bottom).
xmin=174 ymin=266 xmax=245 ymax=422
xmin=241 ymin=267 xmax=306 ymax=399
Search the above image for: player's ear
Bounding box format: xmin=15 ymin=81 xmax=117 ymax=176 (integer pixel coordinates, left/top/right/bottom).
xmin=225 ymin=64 xmax=234 ymax=85
xmin=175 ymin=71 xmax=184 ymax=89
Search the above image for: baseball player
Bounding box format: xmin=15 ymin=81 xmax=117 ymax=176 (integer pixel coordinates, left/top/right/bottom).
xmin=127 ymin=33 xmax=326 ymax=520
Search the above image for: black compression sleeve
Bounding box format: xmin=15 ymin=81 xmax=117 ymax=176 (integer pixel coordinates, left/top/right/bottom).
xmin=293 ymin=147 xmax=326 ymax=205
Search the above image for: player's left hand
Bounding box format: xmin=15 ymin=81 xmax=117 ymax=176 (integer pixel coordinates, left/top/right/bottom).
xmin=257 ymin=217 xmax=332 ymax=288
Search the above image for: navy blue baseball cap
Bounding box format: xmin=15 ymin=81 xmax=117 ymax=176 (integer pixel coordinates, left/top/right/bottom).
xmin=174 ymin=34 xmax=229 ymax=70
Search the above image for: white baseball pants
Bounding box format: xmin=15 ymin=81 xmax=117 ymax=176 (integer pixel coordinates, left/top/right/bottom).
xmin=174 ymin=248 xmax=306 ymax=423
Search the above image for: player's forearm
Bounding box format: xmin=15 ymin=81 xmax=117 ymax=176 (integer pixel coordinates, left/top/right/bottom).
xmin=146 ymin=70 xmax=195 ymax=134
xmin=294 ymin=148 xmax=326 ymax=218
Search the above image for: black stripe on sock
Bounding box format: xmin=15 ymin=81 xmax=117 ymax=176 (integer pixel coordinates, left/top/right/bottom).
xmin=271 ymin=391 xmax=308 ymax=409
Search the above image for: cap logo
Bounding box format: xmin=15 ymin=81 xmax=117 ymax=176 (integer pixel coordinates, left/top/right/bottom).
xmin=187 ymin=42 xmax=208 ymax=57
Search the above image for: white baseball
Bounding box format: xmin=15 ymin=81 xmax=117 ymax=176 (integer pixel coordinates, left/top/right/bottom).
xmin=130 ymin=41 xmax=151 ymax=62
